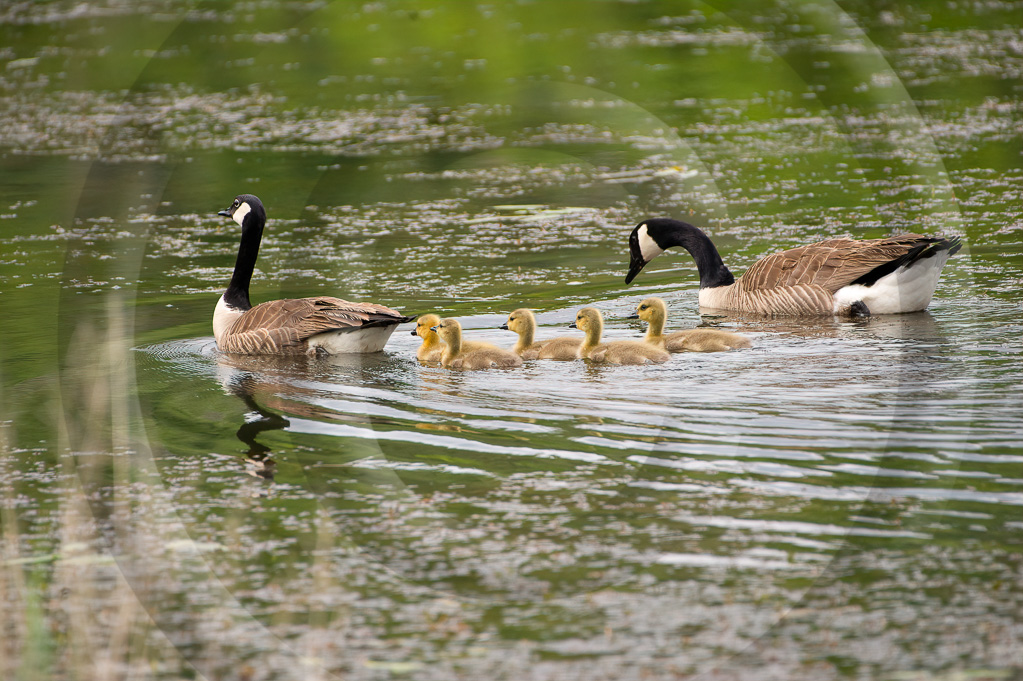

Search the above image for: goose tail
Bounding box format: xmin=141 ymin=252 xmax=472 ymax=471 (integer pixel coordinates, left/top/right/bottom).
xmin=850 ymin=235 xmax=961 ymax=288
xmin=836 ymin=235 xmax=961 ymax=315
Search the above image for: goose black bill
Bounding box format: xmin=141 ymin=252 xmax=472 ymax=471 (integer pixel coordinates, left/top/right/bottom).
xmin=624 ymin=242 xmax=647 ymax=284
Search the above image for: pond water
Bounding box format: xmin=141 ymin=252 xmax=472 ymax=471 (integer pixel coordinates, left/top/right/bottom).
xmin=2 ymin=2 xmax=1022 ymax=680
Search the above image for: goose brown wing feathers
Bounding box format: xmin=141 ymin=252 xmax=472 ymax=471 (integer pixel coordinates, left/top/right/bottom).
xmin=221 ymin=297 xmax=413 ymax=354
xmin=739 ymin=234 xmax=937 ymax=293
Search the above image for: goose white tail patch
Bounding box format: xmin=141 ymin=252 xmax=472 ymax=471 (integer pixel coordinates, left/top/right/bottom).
xmin=232 ymin=201 xmax=252 ymax=226
xmin=833 ymin=250 xmax=952 ymax=314
xmin=636 ymin=224 xmax=664 ymax=262
xmin=307 ymin=325 xmax=399 ymax=354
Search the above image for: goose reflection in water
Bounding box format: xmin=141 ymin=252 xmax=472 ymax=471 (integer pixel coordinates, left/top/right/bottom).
xmin=214 ymin=352 xmax=330 ymax=483
xmin=229 ymin=376 xmax=287 ymax=481
xmin=213 ymin=349 xmax=408 ymax=484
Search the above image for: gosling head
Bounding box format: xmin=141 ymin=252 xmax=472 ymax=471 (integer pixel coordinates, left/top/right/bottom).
xmin=570 ymin=307 xmax=603 ymax=333
xmin=432 ymin=318 xmax=462 ymax=343
xmin=413 ymin=313 xmax=442 ymax=339
xmin=635 ymin=297 xmax=667 ymax=323
xmin=500 ymin=308 xmax=535 ymax=334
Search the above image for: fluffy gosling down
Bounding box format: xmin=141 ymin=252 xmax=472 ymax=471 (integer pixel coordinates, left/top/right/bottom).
xmin=433 ymin=319 xmax=523 ymax=370
xmin=500 ymin=309 xmax=581 ymax=360
xmin=633 ymin=297 xmax=751 ymax=352
xmin=412 ymin=313 xmax=499 ymax=363
xmin=571 ymin=307 xmax=670 ymax=365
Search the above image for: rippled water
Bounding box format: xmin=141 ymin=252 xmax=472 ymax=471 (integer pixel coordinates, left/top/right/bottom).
xmin=2 ymin=2 xmax=1022 ymax=680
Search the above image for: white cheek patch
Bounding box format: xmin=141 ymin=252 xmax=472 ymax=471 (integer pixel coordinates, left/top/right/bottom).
xmin=232 ymin=201 xmax=252 ymax=226
xmin=636 ymin=224 xmax=664 ymax=262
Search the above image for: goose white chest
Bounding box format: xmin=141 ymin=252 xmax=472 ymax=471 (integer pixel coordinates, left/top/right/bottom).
xmin=213 ymin=295 xmax=244 ymax=346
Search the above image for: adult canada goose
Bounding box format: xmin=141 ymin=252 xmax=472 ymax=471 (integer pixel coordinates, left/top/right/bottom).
xmin=632 ymin=297 xmax=751 ymax=352
xmin=433 ymin=319 xmax=523 ymax=370
xmin=500 ymin=309 xmax=581 ymax=360
xmin=214 ymin=194 xmax=414 ymax=355
xmin=625 ymin=218 xmax=961 ymax=316
xmin=412 ymin=313 xmax=499 ymax=362
xmin=571 ymin=307 xmax=670 ymax=365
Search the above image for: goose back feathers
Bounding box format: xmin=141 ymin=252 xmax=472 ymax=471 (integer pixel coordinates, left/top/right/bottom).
xmin=626 ymin=219 xmax=961 ymax=316
xmin=216 ymin=296 xmax=411 ymax=355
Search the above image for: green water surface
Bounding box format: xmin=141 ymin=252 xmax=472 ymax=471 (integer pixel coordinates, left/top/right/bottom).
xmin=1 ymin=2 xmax=1021 ymax=680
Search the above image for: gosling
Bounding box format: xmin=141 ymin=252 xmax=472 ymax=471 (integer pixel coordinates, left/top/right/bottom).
xmin=634 ymin=297 xmax=751 ymax=352
xmin=571 ymin=307 xmax=670 ymax=365
xmin=500 ymin=308 xmax=581 ymax=360
xmin=412 ymin=313 xmax=500 ymax=362
xmin=433 ymin=318 xmax=523 ymax=370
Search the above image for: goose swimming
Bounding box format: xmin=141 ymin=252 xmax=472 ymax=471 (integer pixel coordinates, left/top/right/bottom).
xmin=626 ymin=218 xmax=961 ymax=316
xmin=214 ymin=194 xmax=413 ymax=354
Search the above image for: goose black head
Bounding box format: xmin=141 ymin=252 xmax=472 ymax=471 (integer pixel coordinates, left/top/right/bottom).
xmin=625 ymin=218 xmax=734 ymax=289
xmin=625 ymin=219 xmax=670 ymax=284
xmin=219 ymin=194 xmax=266 ymax=228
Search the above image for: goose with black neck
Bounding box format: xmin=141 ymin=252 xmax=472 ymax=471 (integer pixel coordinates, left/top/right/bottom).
xmin=213 ymin=194 xmax=414 ymax=355
xmin=625 ymin=218 xmax=961 ymax=316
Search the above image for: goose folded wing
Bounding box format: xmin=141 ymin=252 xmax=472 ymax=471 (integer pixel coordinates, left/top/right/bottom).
xmin=224 ymin=297 xmax=412 ymax=352
xmin=739 ymin=234 xmax=939 ymax=293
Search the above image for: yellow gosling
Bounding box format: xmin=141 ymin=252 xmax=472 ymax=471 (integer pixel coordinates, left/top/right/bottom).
xmin=500 ymin=308 xmax=581 ymax=360
xmin=635 ymin=297 xmax=751 ymax=352
xmin=412 ymin=313 xmax=445 ymax=362
xmin=571 ymin=307 xmax=669 ymax=365
xmin=413 ymin=313 xmax=501 ymax=362
xmin=433 ymin=319 xmax=523 ymax=370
